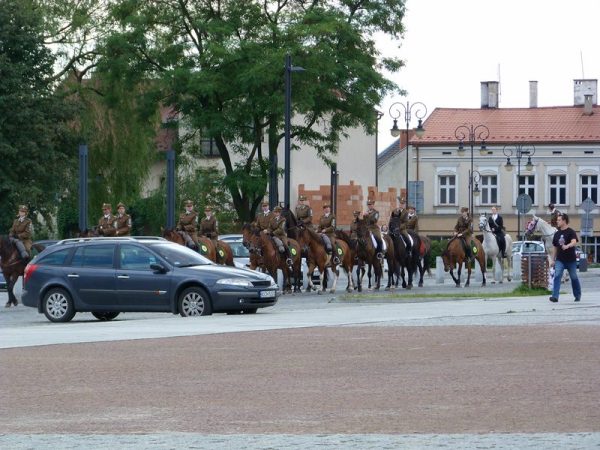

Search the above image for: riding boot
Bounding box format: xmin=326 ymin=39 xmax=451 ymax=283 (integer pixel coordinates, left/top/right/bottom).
xmin=376 ymin=239 xmax=384 ymax=260
xmin=325 ymin=252 xmax=332 ymax=267
xmin=285 ymin=247 xmax=293 ymax=266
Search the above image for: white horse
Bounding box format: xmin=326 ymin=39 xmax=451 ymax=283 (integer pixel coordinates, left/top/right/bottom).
xmin=478 ymin=214 xmax=513 ymax=283
xmin=524 ymin=215 xmax=569 ymax=282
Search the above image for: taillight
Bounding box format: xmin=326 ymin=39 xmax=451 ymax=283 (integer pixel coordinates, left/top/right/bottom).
xmin=24 ymin=263 xmax=38 ymax=285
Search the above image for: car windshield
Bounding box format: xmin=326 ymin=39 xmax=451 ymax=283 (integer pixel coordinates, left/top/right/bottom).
xmin=149 ymin=243 xmax=213 ymax=267
xmin=229 ymin=241 xmax=250 ymax=258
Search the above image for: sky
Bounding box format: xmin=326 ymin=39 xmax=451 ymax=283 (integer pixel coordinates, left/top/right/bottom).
xmin=376 ymin=0 xmax=600 ymax=151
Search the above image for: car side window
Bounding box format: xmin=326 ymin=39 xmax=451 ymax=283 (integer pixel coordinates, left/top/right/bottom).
xmin=119 ymin=245 xmax=157 ymax=271
xmin=71 ymin=245 xmax=115 ymax=269
xmin=38 ymin=248 xmax=72 ymax=266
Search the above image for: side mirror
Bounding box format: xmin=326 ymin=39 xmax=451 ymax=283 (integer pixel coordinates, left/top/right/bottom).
xmin=150 ymin=263 xmax=167 ymax=274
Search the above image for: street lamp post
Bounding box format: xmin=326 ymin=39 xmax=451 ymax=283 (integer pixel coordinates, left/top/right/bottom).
xmin=283 ymin=54 xmax=305 ymax=210
xmin=503 ymin=144 xmax=536 ymax=240
xmin=455 ymin=124 xmax=490 ymax=215
xmin=389 ymin=101 xmax=427 ymax=203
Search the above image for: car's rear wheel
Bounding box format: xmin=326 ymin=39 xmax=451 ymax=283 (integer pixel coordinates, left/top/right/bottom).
xmin=92 ymin=312 xmax=120 ymax=321
xmin=43 ymin=288 xmax=76 ymax=322
xmin=178 ymin=287 xmax=212 ymax=317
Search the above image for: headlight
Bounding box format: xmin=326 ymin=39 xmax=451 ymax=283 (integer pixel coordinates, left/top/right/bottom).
xmin=216 ymin=278 xmax=253 ymax=287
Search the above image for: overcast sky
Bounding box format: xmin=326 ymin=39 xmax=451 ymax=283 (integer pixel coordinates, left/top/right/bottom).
xmin=376 ymin=0 xmax=600 ymax=150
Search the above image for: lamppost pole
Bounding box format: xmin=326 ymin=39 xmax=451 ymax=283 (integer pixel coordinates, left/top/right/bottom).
xmin=283 ymin=54 xmax=305 ymax=210
xmin=503 ymin=144 xmax=535 ymax=240
xmin=389 ymin=101 xmax=427 ymax=203
xmin=455 ymin=124 xmax=490 ymax=214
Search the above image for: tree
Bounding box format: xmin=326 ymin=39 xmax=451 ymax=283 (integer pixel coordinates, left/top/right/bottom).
xmin=0 ymin=0 xmax=77 ymax=232
xmin=104 ymin=0 xmax=407 ymax=222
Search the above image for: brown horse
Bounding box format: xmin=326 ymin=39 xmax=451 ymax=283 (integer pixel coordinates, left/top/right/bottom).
xmin=354 ymin=219 xmax=397 ymax=291
xmin=295 ymin=224 xmax=354 ymax=293
xmin=1 ymin=237 xmax=47 ymax=307
xmin=441 ymin=237 xmax=487 ymax=287
xmin=241 ymin=223 xmax=302 ymax=294
xmin=162 ymin=228 xmax=234 ymax=266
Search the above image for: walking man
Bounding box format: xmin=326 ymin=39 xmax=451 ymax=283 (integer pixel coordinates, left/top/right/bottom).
xmin=549 ymin=213 xmax=582 ymax=303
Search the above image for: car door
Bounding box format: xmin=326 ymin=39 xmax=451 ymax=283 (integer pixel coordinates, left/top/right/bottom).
xmin=67 ymin=244 xmax=117 ymax=308
xmin=116 ymin=244 xmax=171 ymax=311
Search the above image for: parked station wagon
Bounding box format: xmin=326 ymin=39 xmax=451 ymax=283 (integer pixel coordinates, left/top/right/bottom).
xmin=22 ymin=237 xmax=279 ymax=322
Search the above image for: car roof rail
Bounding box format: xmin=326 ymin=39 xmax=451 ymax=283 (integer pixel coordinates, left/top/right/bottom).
xmin=130 ymin=236 xmax=167 ymax=241
xmin=56 ymin=236 xmax=167 ymax=245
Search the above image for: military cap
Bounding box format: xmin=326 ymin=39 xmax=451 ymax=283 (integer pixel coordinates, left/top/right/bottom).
xmin=102 ymin=203 xmax=112 ymax=210
xmin=184 ymin=200 xmax=193 ymax=206
xmin=323 ymin=203 xmax=331 ymax=208
xmin=397 ymin=196 xmax=406 ymax=203
xmin=298 ymin=195 xmax=307 ymax=201
xmin=261 ymin=201 xmax=269 ymax=207
xmin=204 ymin=205 xmax=212 ymax=211
xmin=367 ymin=199 xmax=374 ymax=206
xmin=273 ymin=206 xmax=282 ymax=212
xmin=117 ymin=202 xmax=126 ymax=209
xmin=353 ymin=210 xmax=361 ymax=215
xmin=18 ymin=205 xmax=28 ymax=212
xmin=408 ymin=205 xmax=416 ymax=210
xmin=460 ymin=206 xmax=469 ymax=213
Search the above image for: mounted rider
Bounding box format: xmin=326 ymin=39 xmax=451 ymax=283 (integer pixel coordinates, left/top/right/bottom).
xmin=176 ymin=200 xmax=199 ymax=249
xmin=389 ymin=196 xmax=411 ymax=254
xmin=349 ymin=210 xmax=361 ymax=249
xmin=268 ymin=206 xmax=291 ymax=263
xmin=295 ymin=195 xmax=314 ymax=230
xmin=318 ymin=203 xmax=337 ymax=265
xmin=548 ymin=203 xmax=561 ymax=228
xmin=406 ymin=205 xmax=419 ymax=233
xmin=9 ymin=205 xmax=33 ymax=261
xmin=98 ymin=203 xmax=117 ymax=237
xmin=114 ymin=202 xmax=132 ymax=236
xmin=453 ymin=206 xmax=475 ymax=261
xmin=254 ymin=201 xmax=273 ymax=233
xmin=365 ymin=199 xmax=383 ymax=259
xmin=199 ymin=205 xmax=219 ymax=244
xmin=488 ymin=206 xmax=506 ymax=258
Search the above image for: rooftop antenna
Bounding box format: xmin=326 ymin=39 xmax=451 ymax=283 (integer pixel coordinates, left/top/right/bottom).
xmin=580 ymin=50 xmax=585 ymax=78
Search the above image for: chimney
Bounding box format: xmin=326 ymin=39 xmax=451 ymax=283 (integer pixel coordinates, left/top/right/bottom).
xmin=584 ymin=94 xmax=594 ymax=115
xmin=529 ymin=81 xmax=538 ymax=108
xmin=481 ymin=81 xmax=499 ymax=108
xmin=574 ymin=79 xmax=597 ymax=106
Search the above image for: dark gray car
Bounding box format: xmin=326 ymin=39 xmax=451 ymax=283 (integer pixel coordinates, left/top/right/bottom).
xmin=21 ymin=237 xmax=279 ymax=322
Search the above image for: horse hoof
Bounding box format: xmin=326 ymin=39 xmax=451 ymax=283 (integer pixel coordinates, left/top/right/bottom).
xmin=406 ymin=285 xmax=412 ymax=290
xmin=455 ymin=284 xmax=460 ymax=288
xmin=385 ymin=287 xmax=390 ymax=291
xmin=346 ymin=288 xmax=352 ymax=293
xmin=418 ymin=282 xmax=423 ymax=287
xmin=4 ymin=302 xmax=11 ymax=308
xmin=317 ymin=291 xmax=323 ymax=295
xmin=329 ymin=289 xmax=335 ymax=294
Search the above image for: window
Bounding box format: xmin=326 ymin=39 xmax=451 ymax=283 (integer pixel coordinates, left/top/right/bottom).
xmin=71 ymin=245 xmax=115 ymax=268
xmin=549 ymin=174 xmax=566 ymax=205
xmin=480 ymin=175 xmax=497 ymax=205
xmin=439 ymin=175 xmax=456 ymax=205
xmin=518 ymin=175 xmax=535 ymax=202
xmin=38 ymin=248 xmax=72 ymax=266
xmin=201 ymin=137 xmax=218 ymax=157
xmin=119 ymin=245 xmax=157 ymax=270
xmin=581 ymin=174 xmax=598 ymax=204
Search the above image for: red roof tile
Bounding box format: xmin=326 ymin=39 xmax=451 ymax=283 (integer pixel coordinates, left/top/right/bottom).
xmin=414 ymin=106 xmax=600 ymax=145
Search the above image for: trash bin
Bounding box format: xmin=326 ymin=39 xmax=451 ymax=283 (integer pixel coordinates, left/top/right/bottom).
xmin=579 ymin=256 xmax=588 ymax=272
xmin=521 ymin=253 xmax=549 ymax=288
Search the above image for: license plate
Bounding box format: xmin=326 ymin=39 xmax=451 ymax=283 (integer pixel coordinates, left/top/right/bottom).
xmin=260 ymin=290 xmax=276 ymax=298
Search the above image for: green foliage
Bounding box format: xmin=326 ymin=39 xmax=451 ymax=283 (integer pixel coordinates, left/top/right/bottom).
xmin=101 ymin=0 xmax=408 ymax=222
xmin=0 ymin=0 xmax=78 ymax=233
xmin=512 ymin=285 xmax=551 ymax=295
xmin=429 ymin=238 xmax=449 ymax=261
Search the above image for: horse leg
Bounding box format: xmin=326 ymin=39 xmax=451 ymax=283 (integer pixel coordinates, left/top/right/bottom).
xmin=329 ymin=266 xmax=339 ymax=293
xmin=6 ymin=275 xmax=17 ymax=306
xmin=417 ymin=259 xmax=425 ymax=287
xmin=479 ymin=256 xmax=486 ymax=287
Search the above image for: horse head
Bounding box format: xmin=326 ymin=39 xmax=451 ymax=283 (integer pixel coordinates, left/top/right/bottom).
xmin=478 ymin=214 xmax=489 ymax=232
xmin=524 ymin=216 xmax=539 ymax=238
xmin=441 ymin=248 xmax=451 ymax=272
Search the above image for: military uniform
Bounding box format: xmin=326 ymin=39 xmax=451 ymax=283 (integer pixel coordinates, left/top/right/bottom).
xmin=255 ymin=203 xmax=273 ymax=231
xmin=295 ymin=197 xmax=314 ymax=230
xmin=389 ymin=207 xmax=409 ymax=231
xmin=200 ymin=211 xmax=219 ymax=241
xmin=177 ymin=201 xmax=199 ymax=247
xmin=269 ymin=211 xmax=288 ymax=248
xmin=454 ymin=208 xmax=474 ymax=259
xmin=318 ymin=207 xmax=336 ymax=254
xmin=98 ymin=203 xmax=116 ymax=237
xmin=114 ymin=203 xmax=131 ymax=236
xmin=406 ymin=211 xmax=419 ymax=233
xmin=9 ymin=206 xmax=33 ymax=258
xmin=365 ymin=201 xmax=383 ymax=254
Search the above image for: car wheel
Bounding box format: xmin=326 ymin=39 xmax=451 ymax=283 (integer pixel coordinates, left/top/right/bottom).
xmin=43 ymin=288 xmax=76 ymax=323
xmin=178 ymin=287 xmax=212 ymax=317
xmin=92 ymin=312 xmax=120 ymax=321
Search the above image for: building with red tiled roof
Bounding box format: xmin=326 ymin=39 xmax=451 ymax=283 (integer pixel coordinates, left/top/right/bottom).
xmin=378 ymin=80 xmax=600 ymax=262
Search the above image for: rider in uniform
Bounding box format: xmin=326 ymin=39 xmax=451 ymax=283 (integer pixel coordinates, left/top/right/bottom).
xmin=406 ymin=205 xmax=419 ymax=233
xmin=488 ymin=206 xmax=506 ymax=258
xmin=9 ymin=205 xmax=33 ymax=260
xmin=548 ymin=203 xmax=561 ymax=228
xmin=318 ymin=204 xmax=337 ymax=264
xmin=255 ymin=201 xmax=273 ymax=232
xmin=114 ymin=202 xmax=132 ymax=236
xmin=365 ymin=199 xmax=383 ymax=258
xmin=295 ymin=195 xmax=314 ymax=230
xmin=98 ymin=203 xmax=116 ymax=237
xmin=454 ymin=206 xmax=474 ymax=261
xmin=176 ymin=200 xmax=199 ymax=249
xmin=389 ymin=197 xmax=411 ymax=253
xmin=349 ymin=210 xmax=361 ymax=249
xmin=199 ymin=206 xmax=219 ymax=245
xmin=268 ymin=206 xmax=291 ymax=262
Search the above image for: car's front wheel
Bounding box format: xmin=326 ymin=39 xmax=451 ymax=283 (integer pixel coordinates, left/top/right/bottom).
xmin=178 ymin=287 xmax=212 ymax=317
xmin=43 ymin=288 xmax=76 ymax=322
xmin=92 ymin=312 xmax=120 ymax=321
